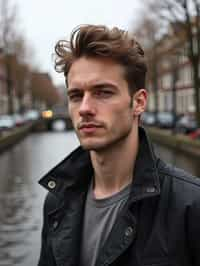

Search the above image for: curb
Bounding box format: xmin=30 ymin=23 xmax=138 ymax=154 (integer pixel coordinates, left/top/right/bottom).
xmin=146 ymin=127 xmax=200 ymax=158
xmin=0 ymin=123 xmax=35 ymax=153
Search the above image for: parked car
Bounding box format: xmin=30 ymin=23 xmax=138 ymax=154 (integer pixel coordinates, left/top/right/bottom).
xmin=12 ymin=113 xmax=26 ymax=126
xmin=176 ymin=114 xmax=197 ymax=134
xmin=24 ymin=110 xmax=40 ymax=121
xmin=0 ymin=115 xmax=15 ymax=131
xmin=188 ymin=128 xmax=200 ymax=140
xmin=157 ymin=112 xmax=174 ymax=129
xmin=141 ymin=112 xmax=156 ymax=126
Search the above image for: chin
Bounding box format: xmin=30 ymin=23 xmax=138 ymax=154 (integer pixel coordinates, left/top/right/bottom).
xmin=80 ymin=139 xmax=108 ymax=151
xmin=81 ymin=143 xmax=103 ymax=151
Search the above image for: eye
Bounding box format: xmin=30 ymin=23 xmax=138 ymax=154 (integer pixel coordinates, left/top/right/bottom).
xmin=68 ymin=92 xmax=83 ymax=102
xmin=95 ymin=89 xmax=113 ymax=98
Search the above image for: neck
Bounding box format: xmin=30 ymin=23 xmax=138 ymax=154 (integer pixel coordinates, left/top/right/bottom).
xmin=90 ymin=127 xmax=139 ymax=199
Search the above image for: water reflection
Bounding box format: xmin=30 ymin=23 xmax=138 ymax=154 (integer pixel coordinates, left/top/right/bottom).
xmin=0 ymin=175 xmax=36 ymax=265
xmin=0 ymin=132 xmax=79 ymax=266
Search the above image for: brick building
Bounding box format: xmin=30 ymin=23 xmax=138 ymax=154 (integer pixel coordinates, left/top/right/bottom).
xmin=146 ymin=24 xmax=198 ymax=116
xmin=0 ymin=56 xmax=8 ymax=115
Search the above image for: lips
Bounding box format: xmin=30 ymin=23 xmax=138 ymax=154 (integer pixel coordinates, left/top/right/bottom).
xmin=78 ymin=123 xmax=102 ymax=133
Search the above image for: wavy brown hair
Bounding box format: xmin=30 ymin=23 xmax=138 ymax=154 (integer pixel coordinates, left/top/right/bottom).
xmin=55 ymin=24 xmax=147 ymax=94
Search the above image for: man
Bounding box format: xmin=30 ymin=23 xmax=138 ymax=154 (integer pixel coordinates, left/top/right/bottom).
xmin=38 ymin=25 xmax=200 ymax=266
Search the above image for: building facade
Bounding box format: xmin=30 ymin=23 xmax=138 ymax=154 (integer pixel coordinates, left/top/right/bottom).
xmin=146 ymin=28 xmax=199 ymax=116
xmin=0 ymin=57 xmax=8 ymax=115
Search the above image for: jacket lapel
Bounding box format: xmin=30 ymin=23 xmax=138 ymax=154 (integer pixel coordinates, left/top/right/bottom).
xmin=95 ymin=209 xmax=137 ymax=266
xmin=50 ymin=190 xmax=87 ymax=266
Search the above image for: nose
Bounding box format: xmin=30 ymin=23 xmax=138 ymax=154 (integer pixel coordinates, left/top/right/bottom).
xmin=79 ymin=94 xmax=96 ymax=117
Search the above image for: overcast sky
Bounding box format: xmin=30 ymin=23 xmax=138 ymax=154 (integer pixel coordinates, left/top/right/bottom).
xmin=15 ymin=0 xmax=142 ymax=85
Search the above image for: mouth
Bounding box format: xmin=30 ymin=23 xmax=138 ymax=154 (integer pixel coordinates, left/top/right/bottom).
xmin=78 ymin=123 xmax=103 ymax=133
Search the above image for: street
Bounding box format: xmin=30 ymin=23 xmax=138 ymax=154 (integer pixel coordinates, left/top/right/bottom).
xmin=0 ymin=131 xmax=199 ymax=266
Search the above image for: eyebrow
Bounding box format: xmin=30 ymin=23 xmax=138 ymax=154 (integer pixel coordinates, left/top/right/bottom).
xmin=93 ymin=83 xmax=116 ymax=89
xmin=67 ymin=88 xmax=81 ymax=96
xmin=68 ymin=82 xmax=117 ymax=93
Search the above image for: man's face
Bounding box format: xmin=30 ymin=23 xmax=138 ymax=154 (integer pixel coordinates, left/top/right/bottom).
xmin=67 ymin=56 xmax=142 ymax=151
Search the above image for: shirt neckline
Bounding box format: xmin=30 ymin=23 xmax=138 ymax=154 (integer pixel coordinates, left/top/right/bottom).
xmin=87 ymin=181 xmax=132 ymax=208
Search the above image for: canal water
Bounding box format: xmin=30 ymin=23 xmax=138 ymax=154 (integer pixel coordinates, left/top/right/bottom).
xmin=0 ymin=131 xmax=199 ymax=266
xmin=0 ymin=132 xmax=79 ymax=266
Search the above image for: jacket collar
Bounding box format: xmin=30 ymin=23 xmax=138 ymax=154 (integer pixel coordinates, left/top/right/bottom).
xmin=129 ymin=127 xmax=160 ymax=202
xmin=39 ymin=127 xmax=160 ymax=201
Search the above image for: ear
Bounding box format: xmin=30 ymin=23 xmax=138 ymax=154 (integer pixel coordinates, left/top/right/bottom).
xmin=132 ymin=89 xmax=148 ymax=117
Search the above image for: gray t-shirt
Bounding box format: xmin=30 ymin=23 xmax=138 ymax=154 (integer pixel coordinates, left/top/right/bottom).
xmin=80 ymin=182 xmax=131 ymax=266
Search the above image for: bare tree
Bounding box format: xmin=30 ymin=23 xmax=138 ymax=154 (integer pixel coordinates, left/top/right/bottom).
xmin=146 ymin=0 xmax=200 ymax=126
xmin=0 ymin=0 xmax=19 ymax=114
xmin=30 ymin=72 xmax=60 ymax=108
xmin=0 ymin=0 xmax=18 ymax=49
xmin=15 ymin=63 xmax=30 ymax=113
xmin=133 ymin=15 xmax=162 ymax=122
xmin=0 ymin=0 xmax=36 ymax=115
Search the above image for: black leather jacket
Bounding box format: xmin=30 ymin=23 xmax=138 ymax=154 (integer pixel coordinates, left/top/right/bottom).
xmin=38 ymin=128 xmax=200 ymax=266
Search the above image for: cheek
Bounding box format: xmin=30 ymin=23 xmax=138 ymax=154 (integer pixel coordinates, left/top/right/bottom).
xmin=68 ymin=106 xmax=72 ymax=120
xmin=112 ymin=102 xmax=133 ymax=118
xmin=68 ymin=104 xmax=76 ymax=117
xmin=117 ymin=109 xmax=134 ymax=128
xmin=68 ymin=106 xmax=78 ymax=125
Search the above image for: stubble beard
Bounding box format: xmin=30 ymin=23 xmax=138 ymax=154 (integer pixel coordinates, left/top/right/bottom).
xmin=77 ymin=124 xmax=133 ymax=152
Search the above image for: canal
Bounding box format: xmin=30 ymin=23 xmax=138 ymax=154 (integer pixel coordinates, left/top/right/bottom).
xmin=0 ymin=131 xmax=199 ymax=266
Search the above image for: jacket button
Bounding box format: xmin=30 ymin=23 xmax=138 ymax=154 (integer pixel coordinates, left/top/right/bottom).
xmin=146 ymin=186 xmax=156 ymax=193
xmin=125 ymin=226 xmax=133 ymax=237
xmin=48 ymin=180 xmax=56 ymax=189
xmin=53 ymin=220 xmax=59 ymax=229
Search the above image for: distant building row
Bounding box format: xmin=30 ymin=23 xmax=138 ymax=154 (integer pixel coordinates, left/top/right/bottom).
xmin=0 ymin=53 xmax=60 ymax=116
xmin=146 ymin=24 xmax=199 ymax=115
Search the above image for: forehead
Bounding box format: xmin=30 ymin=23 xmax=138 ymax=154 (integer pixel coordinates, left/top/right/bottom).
xmin=67 ymin=57 xmax=126 ymax=87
